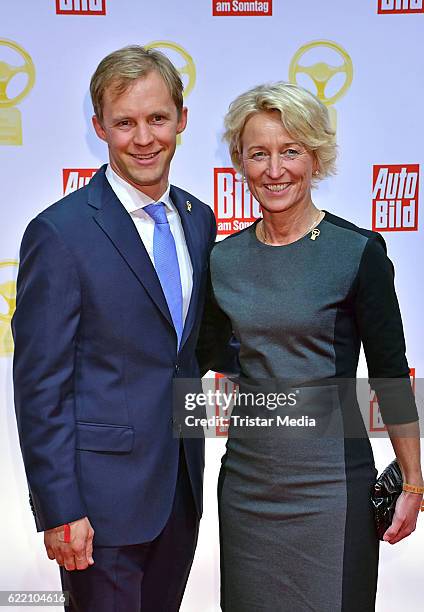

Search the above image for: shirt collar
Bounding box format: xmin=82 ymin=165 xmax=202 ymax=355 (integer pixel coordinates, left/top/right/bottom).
xmin=105 ymin=164 xmax=172 ymax=215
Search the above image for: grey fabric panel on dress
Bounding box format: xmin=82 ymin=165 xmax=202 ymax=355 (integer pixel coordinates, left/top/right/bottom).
xmin=210 ymin=214 xmax=388 ymax=611
xmin=219 ymin=437 xmax=347 ymax=612
xmin=210 ymin=213 xmax=369 ymax=383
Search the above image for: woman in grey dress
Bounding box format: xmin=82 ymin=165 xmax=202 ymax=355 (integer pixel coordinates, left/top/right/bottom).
xmin=198 ymin=82 xmax=423 ymax=611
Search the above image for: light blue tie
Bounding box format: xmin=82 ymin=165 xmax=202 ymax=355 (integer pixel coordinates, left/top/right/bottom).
xmin=144 ymin=202 xmax=183 ymax=348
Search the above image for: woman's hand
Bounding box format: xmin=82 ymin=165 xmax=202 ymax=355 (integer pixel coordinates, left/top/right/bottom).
xmin=383 ymin=492 xmax=423 ymax=544
xmin=384 ymin=420 xmax=423 ymax=544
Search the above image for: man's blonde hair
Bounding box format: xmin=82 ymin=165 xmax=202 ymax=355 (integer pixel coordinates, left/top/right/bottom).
xmin=90 ymin=45 xmax=184 ymax=122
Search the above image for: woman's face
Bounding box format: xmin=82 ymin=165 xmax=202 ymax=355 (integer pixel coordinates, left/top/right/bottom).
xmin=240 ymin=110 xmax=317 ymax=216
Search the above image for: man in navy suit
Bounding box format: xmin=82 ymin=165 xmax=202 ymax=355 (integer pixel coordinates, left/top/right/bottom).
xmin=12 ymin=45 xmax=216 ymax=611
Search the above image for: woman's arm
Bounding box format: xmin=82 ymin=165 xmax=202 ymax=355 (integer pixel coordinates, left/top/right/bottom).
xmin=354 ymin=234 xmax=422 ymax=543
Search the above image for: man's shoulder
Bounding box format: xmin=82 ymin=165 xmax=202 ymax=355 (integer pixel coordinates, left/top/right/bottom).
xmin=40 ymin=186 xmax=88 ymax=218
xmin=170 ymin=185 xmax=213 ymax=218
xmin=34 ymin=166 xmax=106 ymax=229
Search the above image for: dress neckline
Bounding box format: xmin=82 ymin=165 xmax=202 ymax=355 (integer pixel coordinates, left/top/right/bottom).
xmin=250 ymin=212 xmax=327 ymax=249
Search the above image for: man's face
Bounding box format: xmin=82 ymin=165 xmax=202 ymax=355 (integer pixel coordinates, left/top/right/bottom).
xmin=93 ymin=71 xmax=187 ymax=200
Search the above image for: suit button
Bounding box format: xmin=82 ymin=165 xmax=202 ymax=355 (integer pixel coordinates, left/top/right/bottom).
xmin=175 ymin=364 xmax=180 ymax=374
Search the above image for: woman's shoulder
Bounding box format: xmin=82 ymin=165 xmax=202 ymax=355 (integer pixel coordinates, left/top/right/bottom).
xmin=211 ymin=222 xmax=255 ymax=258
xmin=323 ymin=211 xmax=387 ymax=252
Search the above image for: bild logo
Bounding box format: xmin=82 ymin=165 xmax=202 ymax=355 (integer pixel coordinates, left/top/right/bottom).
xmin=372 ymin=164 xmax=419 ymax=231
xmin=213 ymin=1 xmax=272 ymax=15
xmin=56 ymin=0 xmax=106 ymax=15
xmin=63 ymin=168 xmax=97 ymax=195
xmin=214 ymin=168 xmax=261 ymax=236
xmin=378 ymin=0 xmax=424 ymax=13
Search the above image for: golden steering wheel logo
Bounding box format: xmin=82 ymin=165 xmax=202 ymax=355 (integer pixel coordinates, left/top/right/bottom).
xmin=0 ymin=260 xmax=18 ymax=356
xmin=145 ymin=41 xmax=196 ymax=144
xmin=289 ymin=40 xmax=353 ymax=130
xmin=0 ymin=39 xmax=35 ymax=146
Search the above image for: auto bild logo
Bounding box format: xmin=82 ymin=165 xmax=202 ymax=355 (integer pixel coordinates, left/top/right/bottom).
xmin=214 ymin=168 xmax=261 ymax=236
xmin=378 ymin=0 xmax=424 ymax=13
xmin=372 ymin=164 xmax=419 ymax=231
xmin=63 ymin=168 xmax=97 ymax=195
xmin=56 ymin=0 xmax=106 ymax=15
xmin=370 ymin=369 xmax=416 ymax=432
xmin=213 ymin=1 xmax=272 ymax=16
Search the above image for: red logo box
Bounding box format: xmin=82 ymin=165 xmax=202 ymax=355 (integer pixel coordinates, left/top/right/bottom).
xmin=372 ymin=164 xmax=419 ymax=231
xmin=213 ymin=0 xmax=272 ymax=17
xmin=377 ymin=0 xmax=424 ymax=13
xmin=214 ymin=168 xmax=261 ymax=236
xmin=63 ymin=169 xmax=98 ymax=195
xmin=56 ymin=0 xmax=106 ymax=15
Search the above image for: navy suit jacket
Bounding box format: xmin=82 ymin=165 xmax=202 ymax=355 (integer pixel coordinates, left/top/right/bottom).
xmin=12 ymin=165 xmax=216 ymax=546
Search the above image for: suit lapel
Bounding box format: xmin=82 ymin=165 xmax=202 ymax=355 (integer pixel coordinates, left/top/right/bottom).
xmin=88 ymin=167 xmax=173 ymax=328
xmin=171 ymin=186 xmax=202 ymax=350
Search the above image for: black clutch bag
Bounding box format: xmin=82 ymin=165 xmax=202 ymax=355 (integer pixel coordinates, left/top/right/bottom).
xmin=371 ymin=459 xmax=403 ymax=540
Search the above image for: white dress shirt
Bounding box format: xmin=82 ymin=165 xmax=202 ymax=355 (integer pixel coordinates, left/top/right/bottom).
xmin=105 ymin=165 xmax=193 ymax=324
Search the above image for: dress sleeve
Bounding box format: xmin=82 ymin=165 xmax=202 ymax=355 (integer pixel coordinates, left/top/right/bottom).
xmin=354 ymin=235 xmax=418 ymax=425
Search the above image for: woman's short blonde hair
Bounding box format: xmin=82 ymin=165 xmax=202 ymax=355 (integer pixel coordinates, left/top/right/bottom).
xmin=223 ymin=82 xmax=337 ymax=180
xmin=90 ymin=45 xmax=184 ymax=123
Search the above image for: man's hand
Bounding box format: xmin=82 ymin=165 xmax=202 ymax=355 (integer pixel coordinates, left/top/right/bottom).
xmin=44 ymin=517 xmax=95 ymax=571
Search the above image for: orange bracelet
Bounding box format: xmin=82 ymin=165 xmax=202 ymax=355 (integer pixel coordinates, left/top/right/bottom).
xmin=402 ymin=483 xmax=424 ymax=495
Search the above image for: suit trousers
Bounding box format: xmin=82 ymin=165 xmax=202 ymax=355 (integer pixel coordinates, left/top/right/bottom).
xmin=61 ymin=445 xmax=199 ymax=612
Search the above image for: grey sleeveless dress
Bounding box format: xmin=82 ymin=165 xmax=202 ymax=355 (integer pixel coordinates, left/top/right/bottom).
xmin=205 ymin=212 xmax=418 ymax=612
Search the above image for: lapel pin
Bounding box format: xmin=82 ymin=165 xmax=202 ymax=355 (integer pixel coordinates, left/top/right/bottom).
xmin=310 ymin=228 xmax=320 ymax=241
xmin=186 ymin=200 xmax=192 ymax=213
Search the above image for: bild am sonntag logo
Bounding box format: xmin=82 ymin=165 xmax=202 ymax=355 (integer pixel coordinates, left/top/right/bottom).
xmin=213 ymin=1 xmax=272 ymax=16
xmin=378 ymin=0 xmax=424 ymax=13
xmin=56 ymin=0 xmax=106 ymax=15
xmin=214 ymin=168 xmax=261 ymax=236
xmin=372 ymin=164 xmax=419 ymax=231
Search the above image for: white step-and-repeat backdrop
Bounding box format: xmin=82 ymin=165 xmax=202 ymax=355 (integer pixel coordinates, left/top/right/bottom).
xmin=1 ymin=1 xmax=423 ymax=610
